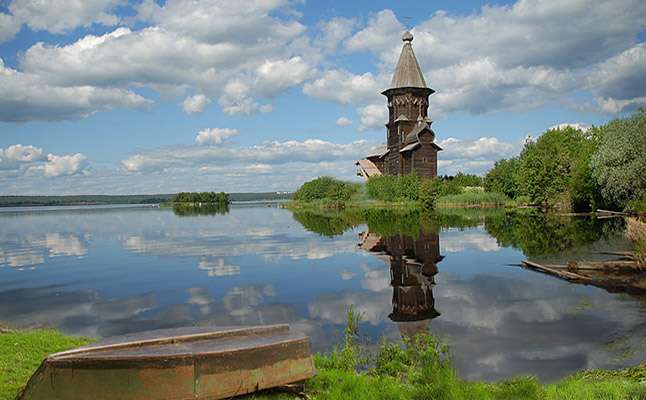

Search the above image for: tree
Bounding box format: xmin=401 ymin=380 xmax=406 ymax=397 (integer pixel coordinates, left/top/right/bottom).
xmin=591 ymin=108 xmax=646 ymax=208
xmin=514 ymin=126 xmax=588 ymax=209
xmin=484 ymin=158 xmax=519 ymax=198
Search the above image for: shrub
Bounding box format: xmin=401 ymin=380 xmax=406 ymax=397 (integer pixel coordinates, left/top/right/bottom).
xmin=293 ymin=177 xmax=358 ymax=202
xmin=366 ymin=173 xmax=421 ymax=202
xmin=419 ymin=179 xmax=441 ymax=209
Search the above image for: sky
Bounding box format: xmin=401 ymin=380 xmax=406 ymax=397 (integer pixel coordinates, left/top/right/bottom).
xmin=0 ymin=0 xmax=644 ymax=195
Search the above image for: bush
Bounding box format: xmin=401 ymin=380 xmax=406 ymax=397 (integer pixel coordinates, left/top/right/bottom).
xmin=366 ymin=173 xmax=420 ymax=202
xmin=293 ymin=177 xmax=358 ymax=202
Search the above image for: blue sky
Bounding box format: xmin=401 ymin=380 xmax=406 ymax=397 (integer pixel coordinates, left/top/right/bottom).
xmin=0 ymin=0 xmax=644 ymax=194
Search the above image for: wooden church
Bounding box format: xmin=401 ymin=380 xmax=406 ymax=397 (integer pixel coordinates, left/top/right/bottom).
xmin=357 ymin=31 xmax=442 ymax=179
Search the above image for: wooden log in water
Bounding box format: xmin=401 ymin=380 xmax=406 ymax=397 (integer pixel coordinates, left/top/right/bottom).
xmin=567 ymin=260 xmax=643 ymax=272
xmin=521 ymin=260 xmax=591 ymax=281
xmin=597 ymin=251 xmax=636 ymax=260
xmin=596 ymin=209 xmax=629 ymax=216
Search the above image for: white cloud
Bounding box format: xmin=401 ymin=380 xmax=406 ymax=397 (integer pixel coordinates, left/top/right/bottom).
xmin=9 ymin=0 xmax=122 ymax=34
xmin=15 ymin=1 xmax=309 ymax=119
xmin=358 ymin=103 xmax=387 ymax=131
xmin=439 ymin=137 xmax=517 ymax=160
xmin=198 ymin=258 xmax=240 ymax=277
xmin=303 ymin=69 xmax=385 ymax=105
xmin=218 ymin=80 xmax=273 ymax=115
xmin=39 ymin=153 xmax=89 ymax=177
xmin=182 ymin=94 xmax=210 ymax=115
xmin=315 ymin=17 xmax=356 ymax=52
xmin=195 ymin=128 xmax=239 ymax=146
xmin=135 ymin=0 xmax=304 ymax=45
xmin=0 ymin=58 xmax=151 ymax=122
xmin=549 ymin=123 xmax=591 ymax=132
xmin=595 ymin=96 xmax=646 ymax=114
xmin=588 ymin=43 xmax=646 ymax=112
xmin=46 ymin=233 xmax=87 ymax=257
xmin=0 ymin=144 xmax=89 ymax=178
xmin=246 ymin=164 xmax=273 ymax=174
xmin=255 ymin=57 xmax=311 ymax=97
xmin=122 ymin=137 xmax=372 ymax=173
xmin=346 ymin=9 xmax=402 ymax=57
xmin=343 ymin=1 xmax=646 ymax=116
xmin=336 ymin=117 xmax=352 ymax=126
xmin=0 ymin=144 xmax=43 ymax=164
xmin=0 ymin=12 xmax=20 ymax=43
xmin=435 ymin=136 xmax=519 ymax=175
xmin=441 ymin=231 xmax=501 ymax=253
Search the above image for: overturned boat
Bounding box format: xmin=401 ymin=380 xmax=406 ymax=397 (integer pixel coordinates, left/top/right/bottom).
xmin=19 ymin=324 xmax=315 ymax=400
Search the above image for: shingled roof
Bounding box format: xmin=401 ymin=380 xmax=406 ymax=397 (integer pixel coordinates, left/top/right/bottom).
xmin=390 ymin=31 xmax=427 ymax=89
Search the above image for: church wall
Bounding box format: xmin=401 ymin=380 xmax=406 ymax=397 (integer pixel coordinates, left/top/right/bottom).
xmin=411 ymin=146 xmax=438 ymax=179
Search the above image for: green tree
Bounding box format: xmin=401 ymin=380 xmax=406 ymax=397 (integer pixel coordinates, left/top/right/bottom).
xmin=484 ymin=157 xmax=519 ymax=198
xmin=591 ymin=108 xmax=646 ymax=208
xmin=514 ymin=127 xmax=589 ymax=209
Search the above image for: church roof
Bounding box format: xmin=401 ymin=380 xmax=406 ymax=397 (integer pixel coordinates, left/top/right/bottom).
xmin=401 ymin=122 xmax=443 ymax=152
xmin=390 ymin=31 xmax=427 ymax=89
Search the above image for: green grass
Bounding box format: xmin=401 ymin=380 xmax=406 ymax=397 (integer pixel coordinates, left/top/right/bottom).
xmin=0 ymin=328 xmax=93 ymax=400
xmin=3 ymin=326 xmax=644 ymax=400
xmin=626 ymin=199 xmax=646 ymax=214
xmin=435 ymin=191 xmax=512 ymax=208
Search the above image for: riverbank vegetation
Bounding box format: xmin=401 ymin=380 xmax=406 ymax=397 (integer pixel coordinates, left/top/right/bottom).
xmin=2 ymin=323 xmax=643 ymax=400
xmin=289 ymin=173 xmax=500 ymax=210
xmin=485 ymin=108 xmax=646 ymax=212
xmin=291 ymin=109 xmax=645 ymax=213
xmin=172 ymin=191 xmax=230 ymax=205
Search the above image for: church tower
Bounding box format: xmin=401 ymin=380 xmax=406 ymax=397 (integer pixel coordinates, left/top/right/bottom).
xmin=382 ymin=31 xmax=440 ymax=177
xmin=356 ymin=31 xmax=441 ymax=179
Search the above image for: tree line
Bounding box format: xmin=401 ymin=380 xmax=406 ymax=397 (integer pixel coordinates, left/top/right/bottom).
xmin=484 ymin=108 xmax=646 ymax=211
xmin=172 ymin=192 xmax=230 ymax=204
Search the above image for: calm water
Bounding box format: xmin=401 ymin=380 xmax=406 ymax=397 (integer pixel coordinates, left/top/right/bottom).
xmin=0 ymin=204 xmax=644 ymax=382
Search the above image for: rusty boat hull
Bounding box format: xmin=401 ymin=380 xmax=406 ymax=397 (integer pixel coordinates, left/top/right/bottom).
xmin=19 ymin=324 xmax=315 ymax=400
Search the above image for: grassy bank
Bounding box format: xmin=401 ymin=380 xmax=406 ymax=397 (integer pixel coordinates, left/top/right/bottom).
xmin=2 ymin=325 xmax=644 ymax=400
xmin=0 ymin=328 xmax=93 ymax=400
xmin=288 ymin=176 xmax=523 ymax=211
xmin=434 ymin=191 xmax=513 ymax=208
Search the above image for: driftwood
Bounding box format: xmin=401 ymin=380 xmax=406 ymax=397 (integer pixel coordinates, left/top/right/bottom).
xmin=520 ymin=260 xmax=646 ymax=295
xmin=567 ymin=260 xmax=643 ymax=272
xmin=596 ymin=209 xmax=629 ymax=216
xmin=597 ymin=251 xmax=636 ymax=259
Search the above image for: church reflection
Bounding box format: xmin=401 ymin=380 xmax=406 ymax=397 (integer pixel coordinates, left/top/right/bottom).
xmin=358 ymin=230 xmax=443 ymax=338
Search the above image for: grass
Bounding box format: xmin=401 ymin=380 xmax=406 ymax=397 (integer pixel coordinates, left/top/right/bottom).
xmin=626 ymin=199 xmax=646 ymax=214
xmin=435 ymin=191 xmax=512 ymax=208
xmin=2 ymin=322 xmax=644 ymax=400
xmin=0 ymin=328 xmax=93 ymax=400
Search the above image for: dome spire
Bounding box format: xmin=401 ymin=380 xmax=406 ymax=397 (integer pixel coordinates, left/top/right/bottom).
xmin=389 ymin=31 xmax=427 ymax=89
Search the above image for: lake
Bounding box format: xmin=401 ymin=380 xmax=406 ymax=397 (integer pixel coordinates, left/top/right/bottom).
xmin=0 ymin=204 xmax=644 ymax=382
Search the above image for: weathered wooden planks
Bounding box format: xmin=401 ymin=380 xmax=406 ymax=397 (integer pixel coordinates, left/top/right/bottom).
xmin=19 ymin=324 xmax=315 ymax=400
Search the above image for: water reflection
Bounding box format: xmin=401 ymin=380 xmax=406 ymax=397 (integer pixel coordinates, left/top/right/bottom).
xmin=171 ymin=203 xmax=230 ymax=216
xmin=359 ymin=230 xmax=442 ymax=339
xmin=0 ymin=205 xmax=644 ymax=382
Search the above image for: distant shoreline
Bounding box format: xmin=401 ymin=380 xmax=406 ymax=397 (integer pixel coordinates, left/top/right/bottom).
xmin=0 ymin=193 xmax=292 ymax=208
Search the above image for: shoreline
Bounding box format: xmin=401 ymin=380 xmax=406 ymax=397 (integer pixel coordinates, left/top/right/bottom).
xmin=2 ymin=327 xmax=644 ymax=400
